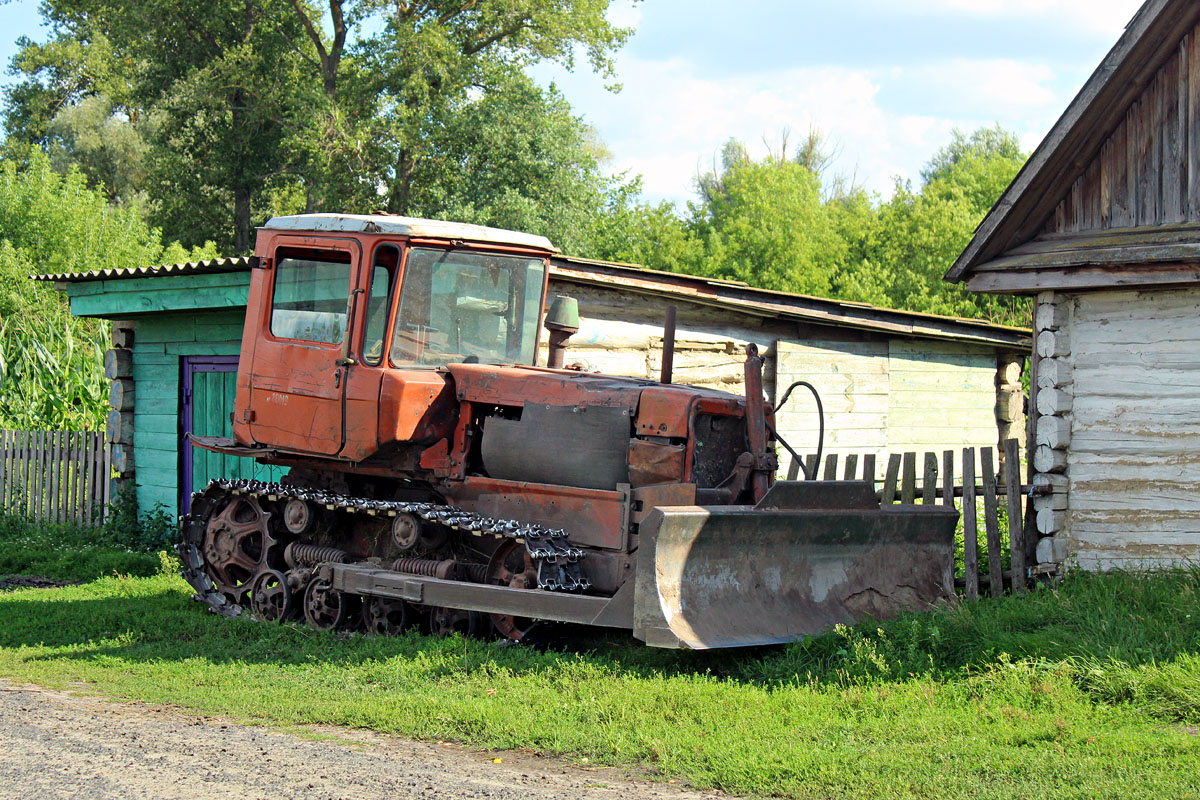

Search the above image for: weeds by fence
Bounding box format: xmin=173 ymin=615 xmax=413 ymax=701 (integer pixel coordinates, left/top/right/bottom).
xmin=0 ymin=430 xmax=109 ymax=526
xmin=788 ymin=439 xmax=1035 ymax=598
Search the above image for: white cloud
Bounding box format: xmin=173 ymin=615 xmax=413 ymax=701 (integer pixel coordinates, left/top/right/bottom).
xmin=898 ymin=59 xmax=1060 ymax=115
xmin=538 ymin=52 xmax=1067 ymax=207
xmin=606 ymin=0 xmax=643 ymax=30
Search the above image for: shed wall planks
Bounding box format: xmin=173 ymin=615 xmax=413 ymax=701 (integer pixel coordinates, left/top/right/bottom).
xmin=1064 ymin=286 xmax=1200 ymax=568
xmin=131 ymin=312 xmax=245 ymax=515
xmin=775 ymin=339 xmax=1002 ymax=477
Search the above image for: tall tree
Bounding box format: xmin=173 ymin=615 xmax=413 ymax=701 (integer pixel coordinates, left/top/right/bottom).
xmin=692 ymin=153 xmax=844 ymax=295
xmin=4 ymin=0 xmax=636 ymax=251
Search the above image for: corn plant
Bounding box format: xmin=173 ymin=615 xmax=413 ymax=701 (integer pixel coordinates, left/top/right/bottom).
xmin=0 ymin=313 xmax=108 ymax=431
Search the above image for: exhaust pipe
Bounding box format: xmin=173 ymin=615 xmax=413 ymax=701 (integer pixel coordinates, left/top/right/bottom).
xmin=544 ymin=295 xmax=579 ymax=369
xmin=660 ymin=305 xmax=677 ymax=383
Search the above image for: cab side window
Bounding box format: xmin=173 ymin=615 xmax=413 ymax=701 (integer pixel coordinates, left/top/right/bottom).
xmin=270 ymin=249 xmax=352 ymax=345
xmin=362 ymin=245 xmax=399 ymax=365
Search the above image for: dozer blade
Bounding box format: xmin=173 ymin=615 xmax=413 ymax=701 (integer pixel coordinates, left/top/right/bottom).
xmin=633 ymin=481 xmax=958 ymax=649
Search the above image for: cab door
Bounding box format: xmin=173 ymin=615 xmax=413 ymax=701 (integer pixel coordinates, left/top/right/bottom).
xmin=247 ymin=237 xmax=360 ymax=456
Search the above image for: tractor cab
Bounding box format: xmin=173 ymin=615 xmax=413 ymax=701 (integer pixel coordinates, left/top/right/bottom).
xmin=231 ymin=214 xmax=556 ymax=460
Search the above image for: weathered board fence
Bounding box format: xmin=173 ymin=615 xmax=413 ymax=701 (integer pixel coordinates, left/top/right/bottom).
xmin=787 ymin=438 xmax=1038 ymax=599
xmin=0 ymin=430 xmax=110 ymax=526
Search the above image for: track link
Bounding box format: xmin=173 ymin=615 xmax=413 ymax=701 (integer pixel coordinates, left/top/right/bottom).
xmin=178 ymin=478 xmax=590 ymax=617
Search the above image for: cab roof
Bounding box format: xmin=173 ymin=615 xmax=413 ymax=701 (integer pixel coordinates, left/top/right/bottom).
xmin=263 ymin=213 xmax=558 ymax=253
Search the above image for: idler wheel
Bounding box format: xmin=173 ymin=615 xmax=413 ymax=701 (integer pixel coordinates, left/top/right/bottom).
xmin=363 ymin=596 xmax=415 ymax=636
xmin=429 ymin=607 xmax=486 ymax=638
xmin=283 ymin=498 xmax=315 ymax=535
xmin=250 ymin=569 xmax=293 ymax=622
xmin=201 ymin=494 xmax=278 ymax=604
xmin=303 ymin=579 xmax=359 ymax=631
xmin=486 ymin=540 xmax=539 ymax=641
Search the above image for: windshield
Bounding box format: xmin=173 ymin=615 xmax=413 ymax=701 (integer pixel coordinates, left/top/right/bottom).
xmin=390 ymin=247 xmax=546 ymax=368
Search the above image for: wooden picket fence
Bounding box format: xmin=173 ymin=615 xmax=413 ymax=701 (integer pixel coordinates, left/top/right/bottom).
xmin=0 ymin=430 xmax=110 ymax=526
xmin=788 ymin=438 xmax=1037 ymax=599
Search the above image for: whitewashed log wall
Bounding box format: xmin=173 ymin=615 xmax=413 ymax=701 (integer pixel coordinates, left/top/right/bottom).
xmin=1048 ymin=286 xmax=1200 ymax=569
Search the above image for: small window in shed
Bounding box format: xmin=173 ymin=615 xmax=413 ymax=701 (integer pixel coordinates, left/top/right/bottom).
xmin=270 ymin=249 xmax=352 ymax=344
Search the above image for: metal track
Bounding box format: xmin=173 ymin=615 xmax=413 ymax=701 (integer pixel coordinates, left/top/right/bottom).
xmin=178 ymin=478 xmax=590 ymax=617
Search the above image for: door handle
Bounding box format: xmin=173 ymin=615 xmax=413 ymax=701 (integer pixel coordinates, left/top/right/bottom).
xmin=334 ymin=367 xmax=343 ymax=388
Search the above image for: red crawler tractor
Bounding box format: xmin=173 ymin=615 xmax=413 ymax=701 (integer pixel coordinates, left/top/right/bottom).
xmin=180 ymin=214 xmax=957 ymax=648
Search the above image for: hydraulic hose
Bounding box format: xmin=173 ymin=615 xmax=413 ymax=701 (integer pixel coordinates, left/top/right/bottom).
xmin=771 ymin=380 xmax=825 ymax=481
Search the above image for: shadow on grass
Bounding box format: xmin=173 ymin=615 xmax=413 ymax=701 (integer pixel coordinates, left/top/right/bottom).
xmin=2 ymin=568 xmax=1199 ymax=693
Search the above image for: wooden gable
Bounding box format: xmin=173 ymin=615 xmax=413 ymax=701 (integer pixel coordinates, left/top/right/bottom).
xmin=948 ymin=0 xmax=1200 ymax=293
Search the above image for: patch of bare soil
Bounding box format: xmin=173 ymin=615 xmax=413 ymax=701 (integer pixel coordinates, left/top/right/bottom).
xmin=0 ymin=680 xmax=729 ymax=800
xmin=0 ymin=577 xmax=71 ymax=592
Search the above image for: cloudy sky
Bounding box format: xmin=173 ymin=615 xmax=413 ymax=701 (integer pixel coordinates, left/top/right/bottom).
xmin=1 ymin=0 xmax=1147 ymax=206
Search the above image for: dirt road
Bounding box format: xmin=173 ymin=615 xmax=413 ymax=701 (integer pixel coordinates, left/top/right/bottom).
xmin=0 ymin=680 xmax=724 ymax=800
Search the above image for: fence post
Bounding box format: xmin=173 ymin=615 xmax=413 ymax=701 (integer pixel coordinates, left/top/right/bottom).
xmin=980 ymin=447 xmax=1004 ymax=598
xmin=882 ymin=454 xmax=901 ymax=504
xmin=1005 ymin=438 xmax=1027 ymax=595
xmin=901 ymin=452 xmax=917 ymax=504
xmin=0 ymin=431 xmax=7 ymax=514
xmin=843 ymin=454 xmax=859 ymax=481
xmin=922 ymin=452 xmax=938 ymax=504
xmin=941 ymin=450 xmax=954 ymax=508
xmin=103 ymin=437 xmax=112 ymax=521
xmin=786 ymin=458 xmax=802 ymax=481
xmin=863 ymin=454 xmax=876 ymax=490
xmin=823 ymin=454 xmax=839 ymax=480
xmin=36 ymin=431 xmax=47 ymax=520
xmin=962 ymin=448 xmax=979 ymax=601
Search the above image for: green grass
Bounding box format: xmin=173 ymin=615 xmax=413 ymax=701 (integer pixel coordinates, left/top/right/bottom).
xmin=0 ymin=516 xmax=160 ymax=583
xmin=0 ymin=560 xmax=1198 ymax=799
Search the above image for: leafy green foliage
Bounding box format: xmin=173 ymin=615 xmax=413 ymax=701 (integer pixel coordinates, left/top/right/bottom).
xmin=693 ymin=157 xmax=844 ymax=295
xmin=592 ymin=125 xmax=1034 ymax=327
xmin=4 ymin=0 xmax=636 ymax=252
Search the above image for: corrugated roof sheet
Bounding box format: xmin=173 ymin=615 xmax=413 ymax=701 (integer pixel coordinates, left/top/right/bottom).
xmin=551 ymin=256 xmax=1030 ymax=347
xmin=35 ymin=252 xmax=1029 ymax=346
xmin=32 ymin=256 xmax=254 ymax=283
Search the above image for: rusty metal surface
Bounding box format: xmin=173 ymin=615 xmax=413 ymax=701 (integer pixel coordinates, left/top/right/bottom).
xmin=628 ymin=440 xmax=685 ymax=487
xmin=634 ymin=503 xmax=958 ymax=649
xmin=631 ymin=483 xmax=697 ymax=524
xmin=449 ymin=476 xmax=630 ymax=553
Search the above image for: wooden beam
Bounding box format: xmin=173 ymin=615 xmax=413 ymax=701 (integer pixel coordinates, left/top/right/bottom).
xmin=965 ymin=263 xmax=1200 ymax=293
